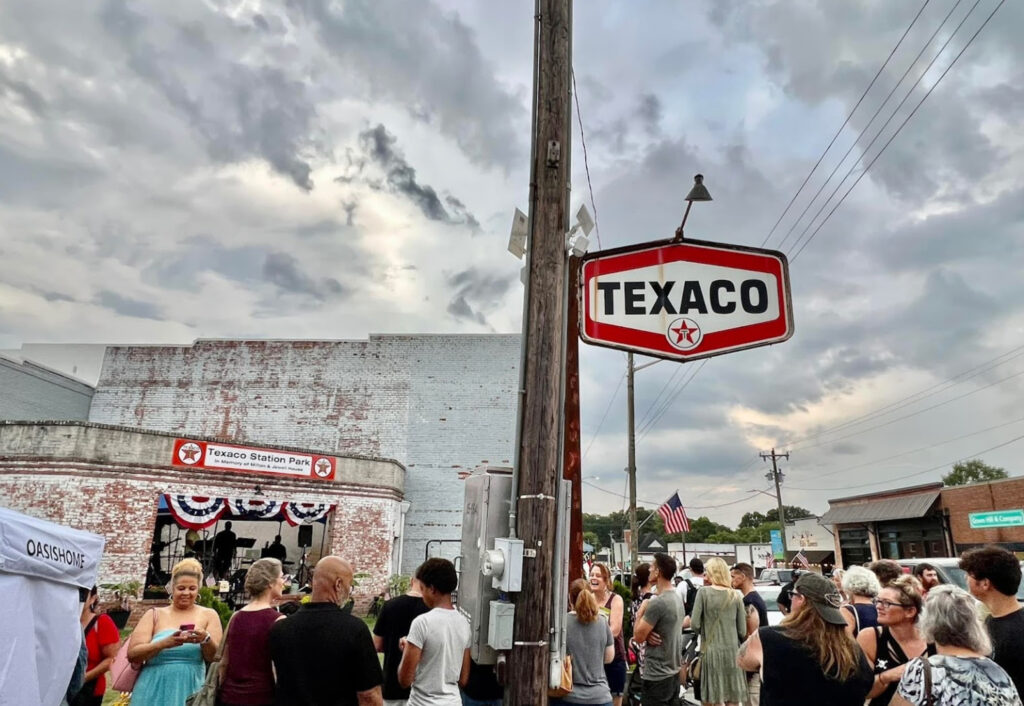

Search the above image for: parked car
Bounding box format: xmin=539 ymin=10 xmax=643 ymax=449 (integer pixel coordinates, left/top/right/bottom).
xmin=752 ymin=585 xmax=785 ymax=626
xmin=755 ymin=568 xmax=795 ymax=586
xmin=897 ymin=557 xmax=1024 ymax=601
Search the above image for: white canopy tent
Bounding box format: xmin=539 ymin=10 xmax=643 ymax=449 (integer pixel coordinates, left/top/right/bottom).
xmin=0 ymin=506 xmax=105 ymax=706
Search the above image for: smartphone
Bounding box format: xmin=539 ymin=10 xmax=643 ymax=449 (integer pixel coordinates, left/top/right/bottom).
xmin=179 ymin=623 xmax=195 ymax=632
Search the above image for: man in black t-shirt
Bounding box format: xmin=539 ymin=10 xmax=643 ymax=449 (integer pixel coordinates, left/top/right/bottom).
xmin=372 ymin=578 xmax=429 ymax=705
xmin=270 ymin=556 xmax=383 ymax=706
xmin=732 ymin=563 xmax=768 ymax=706
xmin=961 ymin=545 xmax=1024 ymax=696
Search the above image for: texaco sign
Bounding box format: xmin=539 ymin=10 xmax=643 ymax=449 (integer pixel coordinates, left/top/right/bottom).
xmin=580 ymin=238 xmax=794 ymax=362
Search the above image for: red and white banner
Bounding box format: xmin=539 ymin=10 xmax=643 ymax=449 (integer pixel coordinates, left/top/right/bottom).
xmin=166 ymin=495 xmax=334 ymax=528
xmin=172 ymin=439 xmax=336 ymax=482
xmin=228 ymin=498 xmax=283 ymax=520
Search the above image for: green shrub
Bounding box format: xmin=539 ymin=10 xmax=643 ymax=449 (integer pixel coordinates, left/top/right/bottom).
xmin=197 ymin=586 xmax=233 ymax=628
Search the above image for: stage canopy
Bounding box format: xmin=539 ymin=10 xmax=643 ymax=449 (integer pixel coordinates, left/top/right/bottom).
xmin=163 ymin=494 xmax=335 ymax=530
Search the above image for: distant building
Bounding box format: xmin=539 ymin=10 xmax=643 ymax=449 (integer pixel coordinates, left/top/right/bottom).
xmin=0 ymin=354 xmax=94 ymax=421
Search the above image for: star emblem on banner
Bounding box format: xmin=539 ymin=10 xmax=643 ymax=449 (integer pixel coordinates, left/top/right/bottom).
xmin=666 ymin=317 xmax=702 ymax=351
xmin=314 ymin=458 xmax=333 ymax=477
xmin=178 ymin=443 xmax=202 ymax=464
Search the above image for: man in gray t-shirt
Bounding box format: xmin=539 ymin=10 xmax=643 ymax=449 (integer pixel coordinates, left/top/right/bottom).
xmin=634 ymin=553 xmax=684 ymax=706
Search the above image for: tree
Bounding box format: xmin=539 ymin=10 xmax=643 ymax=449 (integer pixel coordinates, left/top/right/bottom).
xmin=942 ymin=459 xmax=1008 ymax=487
xmin=765 ymin=505 xmax=814 ymax=523
xmin=583 ymin=531 xmax=600 ymax=548
xmin=684 ymin=516 xmax=732 ymax=543
xmin=739 ymin=511 xmax=768 ymax=529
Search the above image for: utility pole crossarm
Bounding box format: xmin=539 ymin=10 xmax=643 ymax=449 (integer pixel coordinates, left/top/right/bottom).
xmin=761 ymin=448 xmax=790 ymax=554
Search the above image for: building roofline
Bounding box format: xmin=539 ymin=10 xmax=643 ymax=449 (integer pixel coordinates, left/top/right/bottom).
xmin=0 ymin=355 xmax=96 ymax=394
xmin=827 ymin=481 xmax=943 ymax=505
xmin=0 ymin=420 xmax=405 ymax=471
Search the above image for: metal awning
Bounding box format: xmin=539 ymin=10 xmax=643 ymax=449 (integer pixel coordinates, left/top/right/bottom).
xmin=820 ymin=491 xmax=940 ymax=525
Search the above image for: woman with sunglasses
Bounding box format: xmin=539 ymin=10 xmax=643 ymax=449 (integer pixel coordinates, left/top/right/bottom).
xmin=857 ymin=575 xmax=934 ymax=706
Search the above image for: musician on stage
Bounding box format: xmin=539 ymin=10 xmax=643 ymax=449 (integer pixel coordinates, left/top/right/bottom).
xmin=266 ymin=535 xmax=287 ymax=563
xmin=213 ymin=521 xmax=238 ymax=579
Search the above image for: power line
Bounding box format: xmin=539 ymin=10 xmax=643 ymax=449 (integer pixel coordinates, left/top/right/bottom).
xmin=791 ymin=366 xmax=1024 ymax=452
xmin=788 ymin=429 xmax=1024 ymax=492
xmin=636 ymin=363 xmax=685 ymax=430
xmin=776 ymin=0 xmax=971 ymax=253
xmin=790 ymin=0 xmax=1006 ymax=262
xmin=781 ymin=343 xmax=1024 ymax=448
xmin=789 ymin=413 xmax=1024 ymax=480
xmin=637 ymin=359 xmax=710 ymax=439
xmin=760 ymin=0 xmax=934 ymax=248
xmin=571 ymin=68 xmax=602 ymax=250
xmin=581 ymin=479 xmax=765 ymax=510
xmin=581 ymin=371 xmax=625 ymax=461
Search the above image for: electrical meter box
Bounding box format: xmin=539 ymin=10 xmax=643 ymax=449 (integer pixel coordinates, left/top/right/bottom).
xmin=458 ymin=469 xmax=514 ymax=665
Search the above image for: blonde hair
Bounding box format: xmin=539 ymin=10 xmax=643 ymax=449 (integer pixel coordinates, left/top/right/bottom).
xmin=781 ymin=598 xmax=863 ymax=681
xmin=704 ymin=557 xmax=731 ymax=588
xmin=171 ymin=558 xmax=203 ymax=585
xmin=570 ymin=578 xmax=599 ymax=623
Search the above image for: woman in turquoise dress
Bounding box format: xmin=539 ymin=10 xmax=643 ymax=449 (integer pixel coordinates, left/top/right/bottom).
xmin=127 ymin=558 xmax=223 ymax=706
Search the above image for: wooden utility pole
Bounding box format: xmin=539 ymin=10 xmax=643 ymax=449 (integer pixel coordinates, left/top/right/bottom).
xmin=508 ymin=0 xmax=572 ymax=702
xmin=627 ymin=353 xmax=638 ymax=572
xmin=761 ymin=448 xmax=790 ymax=553
xmin=564 ymin=256 xmax=583 ymax=586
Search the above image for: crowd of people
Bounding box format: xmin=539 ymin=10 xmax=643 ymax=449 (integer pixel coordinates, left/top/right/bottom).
xmin=57 ymin=543 xmax=1024 ymax=706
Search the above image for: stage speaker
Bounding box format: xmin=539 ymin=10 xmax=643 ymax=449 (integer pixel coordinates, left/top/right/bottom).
xmin=298 ymin=525 xmax=313 ymax=547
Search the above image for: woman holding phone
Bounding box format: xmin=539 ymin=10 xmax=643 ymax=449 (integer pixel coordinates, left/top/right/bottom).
xmin=128 ymin=558 xmax=223 ymax=705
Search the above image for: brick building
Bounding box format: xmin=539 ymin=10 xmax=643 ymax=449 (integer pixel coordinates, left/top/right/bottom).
xmin=0 ymin=421 xmax=405 ymax=603
xmin=823 ymin=476 xmax=1024 ymax=567
xmin=1 ymin=335 xmax=520 ymax=592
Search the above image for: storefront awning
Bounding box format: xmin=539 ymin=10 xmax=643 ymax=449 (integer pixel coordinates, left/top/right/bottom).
xmin=820 ymin=491 xmax=940 ymax=526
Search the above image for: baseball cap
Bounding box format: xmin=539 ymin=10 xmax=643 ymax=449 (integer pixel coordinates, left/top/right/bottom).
xmin=794 ymin=573 xmax=846 ymax=625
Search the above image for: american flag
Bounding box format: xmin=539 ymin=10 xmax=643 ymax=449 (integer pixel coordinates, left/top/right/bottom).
xmin=764 ymin=552 xmax=775 ymax=569
xmin=793 ymin=550 xmax=810 ymax=569
xmin=657 ymin=492 xmax=691 ymax=534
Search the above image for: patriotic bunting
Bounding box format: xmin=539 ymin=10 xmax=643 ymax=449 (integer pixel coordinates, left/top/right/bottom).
xmin=164 ymin=495 xmax=333 ymax=528
xmin=165 ymin=495 xmax=228 ymax=530
xmin=282 ymin=502 xmax=334 ymax=526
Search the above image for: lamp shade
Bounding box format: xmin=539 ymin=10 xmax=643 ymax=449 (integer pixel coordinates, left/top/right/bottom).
xmin=685 ymin=173 xmax=712 ymax=202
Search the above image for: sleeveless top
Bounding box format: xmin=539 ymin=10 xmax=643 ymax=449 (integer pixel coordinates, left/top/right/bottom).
xmin=844 ymin=602 xmax=878 ymax=634
xmin=867 ymin=626 xmax=936 ymax=706
xmin=599 ymin=593 xmax=626 ymax=663
xmin=759 ymin=626 xmax=874 ymax=706
xmin=219 ymin=608 xmax=280 ymax=705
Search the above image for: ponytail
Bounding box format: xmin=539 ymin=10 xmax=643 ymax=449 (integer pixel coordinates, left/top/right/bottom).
xmin=575 ymin=585 xmax=600 ymax=624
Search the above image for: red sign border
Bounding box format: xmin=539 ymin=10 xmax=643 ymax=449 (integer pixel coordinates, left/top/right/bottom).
xmin=171 ymin=439 xmax=337 ymax=482
xmin=578 ymin=237 xmax=794 ymax=362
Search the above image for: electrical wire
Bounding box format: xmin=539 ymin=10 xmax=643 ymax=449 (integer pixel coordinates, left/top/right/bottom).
xmin=637 ymin=359 xmax=709 ymax=440
xmin=791 ymin=366 xmax=1024 ymax=452
xmin=776 ymin=0 xmax=970 ymax=253
xmin=781 ymin=343 xmax=1024 ymax=448
xmin=760 ymin=0 xmax=933 ymax=248
xmin=636 ymin=363 xmax=685 ymax=430
xmin=571 ymin=68 xmax=602 ymax=251
xmin=788 ymin=413 xmax=1024 ymax=480
xmin=790 ymin=0 xmax=1006 ymax=262
xmin=581 ymin=479 xmax=766 ymax=511
xmin=581 ymin=371 xmax=626 ymax=461
xmin=788 ymin=429 xmax=1024 ymax=492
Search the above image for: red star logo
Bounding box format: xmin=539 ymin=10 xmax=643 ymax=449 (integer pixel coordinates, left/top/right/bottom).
xmin=315 ymin=459 xmax=332 ymax=477
xmin=671 ymin=320 xmax=699 ymax=344
xmin=180 ymin=445 xmax=200 ymax=462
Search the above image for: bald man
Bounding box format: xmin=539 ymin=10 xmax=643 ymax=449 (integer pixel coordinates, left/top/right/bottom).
xmin=270 ymin=556 xmax=384 ymax=706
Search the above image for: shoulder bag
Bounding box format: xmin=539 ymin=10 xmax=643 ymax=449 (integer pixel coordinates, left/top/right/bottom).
xmin=111 ymin=608 xmax=157 ymax=693
xmin=921 ymin=656 xmax=936 ymax=706
xmin=186 ymin=613 xmax=235 ymax=706
xmin=548 ymin=654 xmax=573 ymax=698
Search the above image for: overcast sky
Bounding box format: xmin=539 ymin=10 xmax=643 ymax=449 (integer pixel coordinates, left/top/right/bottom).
xmin=2 ymin=0 xmax=1022 ymax=528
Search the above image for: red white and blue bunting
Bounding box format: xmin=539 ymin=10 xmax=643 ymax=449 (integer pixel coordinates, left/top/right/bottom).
xmin=282 ymin=502 xmax=333 ymax=526
xmin=165 ymin=495 xmax=228 ymax=530
xmin=228 ymin=498 xmax=282 ymax=520
xmin=164 ymin=495 xmax=333 ymax=528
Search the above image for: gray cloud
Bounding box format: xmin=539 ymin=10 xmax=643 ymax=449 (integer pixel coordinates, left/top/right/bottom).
xmin=357 ymin=124 xmax=480 ymax=229
xmin=96 ymin=291 xmax=163 ymax=320
xmin=262 ymin=253 xmax=347 ymax=301
xmin=445 ymin=267 xmax=515 ymax=328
